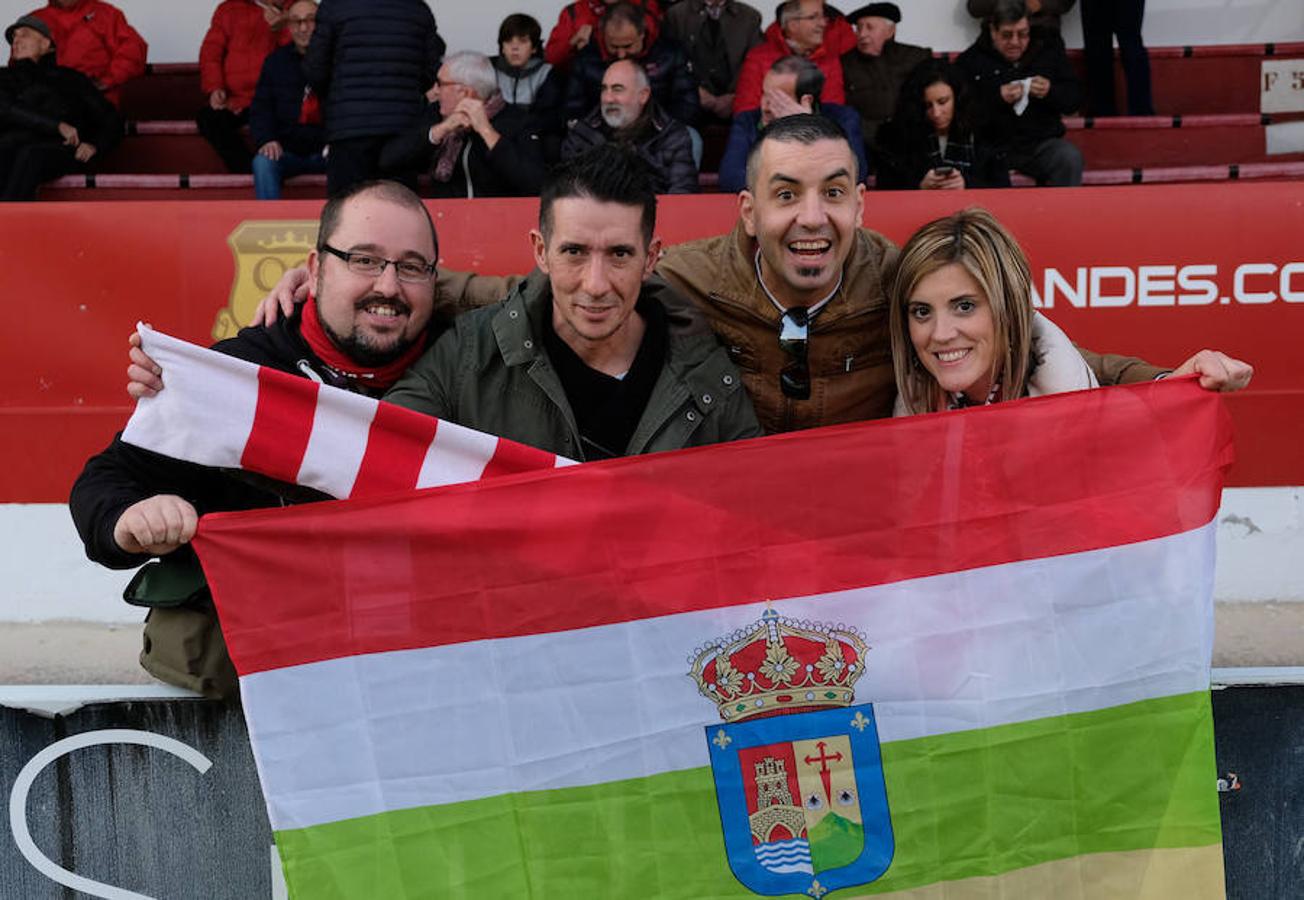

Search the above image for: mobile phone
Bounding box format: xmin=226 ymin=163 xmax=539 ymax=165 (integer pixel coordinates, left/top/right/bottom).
xmin=932 ymin=166 xmax=956 ymax=177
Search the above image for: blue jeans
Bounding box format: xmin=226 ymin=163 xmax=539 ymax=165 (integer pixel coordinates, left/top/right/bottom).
xmin=252 ymin=148 xmax=327 ymax=200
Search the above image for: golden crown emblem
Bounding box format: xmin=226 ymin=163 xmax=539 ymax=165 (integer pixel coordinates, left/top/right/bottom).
xmin=688 ymin=607 xmax=869 ymax=723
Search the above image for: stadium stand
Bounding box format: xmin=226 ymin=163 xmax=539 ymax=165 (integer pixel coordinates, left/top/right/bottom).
xmin=34 ymin=41 xmax=1304 ymax=199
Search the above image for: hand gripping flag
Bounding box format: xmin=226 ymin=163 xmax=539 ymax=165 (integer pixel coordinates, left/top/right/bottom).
xmin=121 ymin=326 xmax=574 ymax=500
xmin=188 ymin=375 xmax=1232 ymax=899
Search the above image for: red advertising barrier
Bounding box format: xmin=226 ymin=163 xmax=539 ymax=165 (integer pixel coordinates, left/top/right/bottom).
xmin=2 ymin=183 xmax=1301 ymax=501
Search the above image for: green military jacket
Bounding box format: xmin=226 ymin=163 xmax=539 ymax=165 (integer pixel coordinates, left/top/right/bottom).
xmin=385 ymin=270 xmax=763 ymax=459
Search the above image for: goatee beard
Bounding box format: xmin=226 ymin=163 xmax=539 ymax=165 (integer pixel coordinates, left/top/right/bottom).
xmin=318 ymin=299 xmax=415 ymax=367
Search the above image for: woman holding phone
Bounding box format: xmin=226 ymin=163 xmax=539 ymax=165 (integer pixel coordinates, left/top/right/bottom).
xmin=873 ymin=61 xmax=1009 ymax=191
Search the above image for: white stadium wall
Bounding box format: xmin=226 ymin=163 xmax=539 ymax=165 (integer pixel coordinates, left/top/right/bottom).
xmin=0 ymin=0 xmax=1300 ymax=64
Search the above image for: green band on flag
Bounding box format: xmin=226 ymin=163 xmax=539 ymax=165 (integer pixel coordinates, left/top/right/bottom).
xmin=275 ymin=691 xmax=1220 ymax=898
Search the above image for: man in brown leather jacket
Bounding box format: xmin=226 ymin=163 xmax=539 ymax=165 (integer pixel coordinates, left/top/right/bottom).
xmin=655 ymin=113 xmax=1248 ymax=433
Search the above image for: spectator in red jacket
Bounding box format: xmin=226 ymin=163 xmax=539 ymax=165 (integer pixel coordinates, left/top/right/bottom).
xmin=732 ymin=0 xmax=854 ymax=112
xmin=29 ymin=0 xmax=146 ymax=107
xmin=198 ymin=0 xmax=289 ymax=173
xmin=544 ymin=0 xmax=661 ymax=70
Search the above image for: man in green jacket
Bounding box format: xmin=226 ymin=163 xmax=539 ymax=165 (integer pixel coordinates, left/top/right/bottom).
xmin=385 ymin=143 xmax=762 ymax=459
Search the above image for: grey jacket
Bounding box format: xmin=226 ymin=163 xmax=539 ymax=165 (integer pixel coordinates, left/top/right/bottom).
xmin=384 ymin=270 xmax=762 ymax=459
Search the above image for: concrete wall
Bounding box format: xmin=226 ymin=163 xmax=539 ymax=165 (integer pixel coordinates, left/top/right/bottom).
xmin=0 ymin=0 xmax=1301 ymax=65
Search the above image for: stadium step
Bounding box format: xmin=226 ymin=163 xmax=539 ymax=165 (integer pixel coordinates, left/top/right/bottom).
xmin=40 ymin=172 xmax=327 ymax=201
xmin=1065 ymin=112 xmax=1304 ymax=169
xmin=1013 ymin=160 xmax=1304 ymax=185
xmin=98 ymin=121 xmax=226 ymax=175
xmin=118 ymin=62 xmax=202 ymax=121
xmin=1069 ymin=42 xmax=1304 ymax=117
xmin=939 ymin=41 xmax=1304 ymax=116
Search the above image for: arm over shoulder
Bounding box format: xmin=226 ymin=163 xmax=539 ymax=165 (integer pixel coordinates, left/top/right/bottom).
xmin=1076 ymin=347 xmax=1169 ymax=385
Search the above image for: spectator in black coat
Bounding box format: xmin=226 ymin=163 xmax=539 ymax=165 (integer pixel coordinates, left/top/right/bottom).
xmin=662 ymin=0 xmax=763 ymax=127
xmin=250 ymin=0 xmax=325 ymax=199
xmin=873 ymin=60 xmax=1010 ymax=190
xmin=382 ymin=51 xmax=548 ymax=198
xmin=562 ymin=58 xmax=697 ymax=194
xmin=303 ymin=0 xmax=445 ymax=195
xmin=564 ymin=2 xmax=699 ymax=127
xmin=954 ymin=0 xmax=1082 ymax=186
xmin=0 ymin=14 xmax=120 ymax=200
xmin=492 ymin=13 xmax=565 ymax=140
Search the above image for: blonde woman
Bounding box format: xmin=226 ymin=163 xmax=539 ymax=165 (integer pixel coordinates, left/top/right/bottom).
xmin=888 ymin=208 xmax=1254 ymax=415
xmin=889 ymin=208 xmax=1097 ymax=415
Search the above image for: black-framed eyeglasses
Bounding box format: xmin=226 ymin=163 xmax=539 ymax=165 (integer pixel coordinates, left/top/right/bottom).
xmin=778 ymin=306 xmax=810 ymax=400
xmin=320 ymin=244 xmax=437 ymax=283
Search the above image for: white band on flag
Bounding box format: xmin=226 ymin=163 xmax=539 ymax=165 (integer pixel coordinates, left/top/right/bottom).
xmin=120 ymin=326 xmax=574 ymax=498
xmin=122 ymin=326 xmax=260 ymax=471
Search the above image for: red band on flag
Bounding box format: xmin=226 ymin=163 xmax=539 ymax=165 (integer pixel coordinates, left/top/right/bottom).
xmin=481 ymin=435 xmax=559 ymax=480
xmin=351 ymin=402 xmax=441 ymax=498
xmin=239 ymin=368 xmax=319 ymax=483
xmin=197 ymin=379 xmax=1234 ymax=676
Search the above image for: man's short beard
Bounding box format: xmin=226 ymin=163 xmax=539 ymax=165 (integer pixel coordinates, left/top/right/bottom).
xmin=317 ymin=299 xmax=416 ymax=367
xmin=795 ymin=265 xmax=825 ymax=278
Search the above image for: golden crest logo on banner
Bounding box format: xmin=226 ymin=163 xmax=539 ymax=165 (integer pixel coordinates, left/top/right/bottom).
xmin=213 ymin=221 xmax=319 ymax=341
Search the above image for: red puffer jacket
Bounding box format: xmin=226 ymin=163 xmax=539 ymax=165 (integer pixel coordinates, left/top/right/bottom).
xmin=199 ymin=0 xmax=289 ymax=113
xmin=543 ymin=0 xmax=661 ymax=69
xmin=31 ymin=0 xmax=147 ymax=107
xmin=732 ymin=16 xmax=855 ymax=113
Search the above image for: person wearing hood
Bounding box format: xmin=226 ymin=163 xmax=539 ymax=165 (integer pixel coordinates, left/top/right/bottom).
xmin=491 ymin=13 xmax=565 ymax=138
xmin=0 ymin=14 xmax=120 ymax=199
xmin=732 ymin=0 xmax=855 ymax=113
xmin=28 ymin=0 xmax=146 ymax=107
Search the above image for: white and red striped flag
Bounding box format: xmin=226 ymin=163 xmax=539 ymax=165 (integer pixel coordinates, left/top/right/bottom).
xmin=121 ymin=325 xmax=575 ymax=499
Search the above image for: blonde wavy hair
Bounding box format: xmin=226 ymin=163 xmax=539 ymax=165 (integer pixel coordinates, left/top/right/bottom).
xmin=888 ymin=208 xmax=1035 ymax=414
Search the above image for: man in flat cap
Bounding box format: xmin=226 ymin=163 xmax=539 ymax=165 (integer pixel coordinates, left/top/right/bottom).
xmin=1 ymin=13 xmax=121 ymax=199
xmin=840 ymin=2 xmax=930 ymax=155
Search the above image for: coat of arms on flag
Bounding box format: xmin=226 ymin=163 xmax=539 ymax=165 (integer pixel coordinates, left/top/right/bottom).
xmin=692 ymin=608 xmax=893 ymax=897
